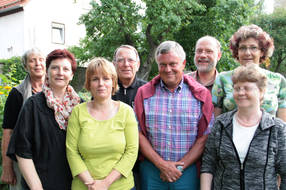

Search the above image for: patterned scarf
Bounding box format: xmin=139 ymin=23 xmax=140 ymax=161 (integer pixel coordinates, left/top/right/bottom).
xmin=42 ymin=78 xmax=80 ymax=130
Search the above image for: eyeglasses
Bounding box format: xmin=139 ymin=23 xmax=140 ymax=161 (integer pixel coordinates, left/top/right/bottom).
xmin=195 ymin=49 xmax=214 ymax=55
xmin=233 ymin=86 xmax=259 ymax=93
xmin=238 ymin=46 xmax=260 ymax=53
xmin=116 ymin=57 xmax=137 ymax=65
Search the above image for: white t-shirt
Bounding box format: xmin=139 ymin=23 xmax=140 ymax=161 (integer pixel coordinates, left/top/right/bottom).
xmin=233 ymin=114 xmax=259 ymax=163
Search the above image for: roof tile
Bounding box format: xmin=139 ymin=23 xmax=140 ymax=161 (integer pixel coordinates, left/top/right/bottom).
xmin=0 ymin=0 xmax=28 ymax=11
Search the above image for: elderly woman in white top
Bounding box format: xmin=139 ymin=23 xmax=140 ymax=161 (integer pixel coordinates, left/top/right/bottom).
xmin=201 ymin=64 xmax=286 ymax=189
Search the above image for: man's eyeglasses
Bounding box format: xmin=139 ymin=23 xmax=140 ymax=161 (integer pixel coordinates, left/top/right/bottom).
xmin=116 ymin=57 xmax=137 ymax=65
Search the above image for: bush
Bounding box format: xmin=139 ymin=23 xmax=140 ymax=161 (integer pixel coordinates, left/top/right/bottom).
xmin=0 ymin=56 xmax=25 ymax=189
xmin=0 ymin=56 xmax=26 ymax=84
xmin=0 ymin=75 xmax=13 ymax=189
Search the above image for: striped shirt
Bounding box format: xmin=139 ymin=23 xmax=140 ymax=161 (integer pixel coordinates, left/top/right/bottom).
xmin=142 ymin=79 xmax=214 ymax=162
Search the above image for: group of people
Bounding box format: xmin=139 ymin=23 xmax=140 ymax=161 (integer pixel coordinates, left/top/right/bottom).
xmin=0 ymin=24 xmax=285 ymax=190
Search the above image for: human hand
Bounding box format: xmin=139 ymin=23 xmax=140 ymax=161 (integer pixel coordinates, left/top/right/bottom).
xmin=1 ymin=165 xmax=16 ymax=185
xmin=85 ymin=180 xmax=96 ymax=190
xmin=85 ymin=180 xmax=109 ymax=190
xmin=94 ymin=179 xmax=109 ymax=190
xmin=158 ymin=161 xmax=184 ymax=182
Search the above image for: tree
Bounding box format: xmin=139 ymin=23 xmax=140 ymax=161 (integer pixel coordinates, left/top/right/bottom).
xmin=72 ymin=0 xmax=260 ymax=80
xmin=175 ymin=0 xmax=259 ymax=72
xmin=252 ymin=8 xmax=286 ymax=76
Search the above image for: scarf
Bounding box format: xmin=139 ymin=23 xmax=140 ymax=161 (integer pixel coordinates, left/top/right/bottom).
xmin=15 ymin=75 xmax=33 ymax=104
xmin=42 ymin=78 xmax=80 ymax=130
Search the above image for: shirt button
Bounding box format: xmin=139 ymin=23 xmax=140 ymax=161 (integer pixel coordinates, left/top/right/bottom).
xmin=168 ymin=125 xmax=171 ymax=129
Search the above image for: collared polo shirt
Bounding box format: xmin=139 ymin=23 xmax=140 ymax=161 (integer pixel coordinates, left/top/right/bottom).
xmin=188 ymin=70 xmax=218 ymax=92
xmin=142 ymin=78 xmax=213 ymax=162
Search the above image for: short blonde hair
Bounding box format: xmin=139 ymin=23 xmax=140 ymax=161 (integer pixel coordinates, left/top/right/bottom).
xmin=84 ymin=57 xmax=119 ymax=95
xmin=232 ymin=64 xmax=267 ymax=92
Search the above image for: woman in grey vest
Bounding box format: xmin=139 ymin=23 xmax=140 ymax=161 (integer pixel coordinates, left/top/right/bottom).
xmin=1 ymin=48 xmax=45 ymax=190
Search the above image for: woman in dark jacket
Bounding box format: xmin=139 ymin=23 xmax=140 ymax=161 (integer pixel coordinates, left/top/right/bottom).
xmin=201 ymin=64 xmax=286 ymax=190
xmin=1 ymin=48 xmax=45 ymax=190
xmin=7 ymin=49 xmax=81 ymax=190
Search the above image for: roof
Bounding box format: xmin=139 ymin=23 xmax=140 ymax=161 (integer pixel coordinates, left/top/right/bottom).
xmin=0 ymin=0 xmax=28 ymax=11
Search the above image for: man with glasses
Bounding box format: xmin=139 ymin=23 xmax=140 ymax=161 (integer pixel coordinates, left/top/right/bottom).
xmin=112 ymin=45 xmax=146 ymax=190
xmin=188 ymin=36 xmax=221 ymax=92
xmin=112 ymin=45 xmax=146 ymax=108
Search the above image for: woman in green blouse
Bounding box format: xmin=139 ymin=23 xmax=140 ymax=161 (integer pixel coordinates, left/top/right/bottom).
xmin=66 ymin=57 xmax=138 ymax=190
xmin=212 ymin=24 xmax=286 ymax=121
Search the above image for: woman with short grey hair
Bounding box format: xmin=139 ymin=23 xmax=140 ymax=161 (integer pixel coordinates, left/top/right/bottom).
xmin=1 ymin=48 xmax=46 ymax=190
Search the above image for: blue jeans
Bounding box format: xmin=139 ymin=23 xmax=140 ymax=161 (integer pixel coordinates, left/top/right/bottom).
xmin=140 ymin=160 xmax=199 ymax=190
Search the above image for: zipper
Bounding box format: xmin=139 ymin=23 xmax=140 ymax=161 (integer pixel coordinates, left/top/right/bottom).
xmin=225 ymin=129 xmax=245 ymax=190
xmin=124 ymin=88 xmax=126 ymax=95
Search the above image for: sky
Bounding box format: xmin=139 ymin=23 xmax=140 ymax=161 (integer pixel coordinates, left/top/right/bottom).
xmin=263 ymin=0 xmax=274 ymax=14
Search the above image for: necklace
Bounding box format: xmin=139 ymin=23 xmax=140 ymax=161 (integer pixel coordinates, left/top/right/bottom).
xmin=32 ymin=87 xmax=42 ymax=94
xmin=235 ymin=113 xmax=261 ymax=127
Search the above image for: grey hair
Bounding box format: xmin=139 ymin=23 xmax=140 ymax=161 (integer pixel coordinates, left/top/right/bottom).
xmin=22 ymin=47 xmax=45 ymax=69
xmin=196 ymin=35 xmax=221 ymax=51
xmin=155 ymin=41 xmax=186 ymax=63
xmin=112 ymin=45 xmax=140 ymax=62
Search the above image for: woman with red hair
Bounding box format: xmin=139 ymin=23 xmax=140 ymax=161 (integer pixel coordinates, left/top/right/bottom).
xmin=7 ymin=49 xmax=81 ymax=190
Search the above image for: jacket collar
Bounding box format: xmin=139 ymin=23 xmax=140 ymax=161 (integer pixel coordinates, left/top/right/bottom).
xmin=118 ymin=75 xmax=138 ymax=89
xmin=217 ymin=109 xmax=276 ymax=131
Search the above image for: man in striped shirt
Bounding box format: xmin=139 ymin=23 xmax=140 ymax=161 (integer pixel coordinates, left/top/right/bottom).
xmin=134 ymin=41 xmax=214 ymax=190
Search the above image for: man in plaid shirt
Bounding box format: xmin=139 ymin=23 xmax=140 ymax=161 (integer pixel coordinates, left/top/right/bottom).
xmin=134 ymin=41 xmax=214 ymax=190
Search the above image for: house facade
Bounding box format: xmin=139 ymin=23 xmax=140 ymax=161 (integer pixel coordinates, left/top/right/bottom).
xmin=0 ymin=0 xmax=90 ymax=59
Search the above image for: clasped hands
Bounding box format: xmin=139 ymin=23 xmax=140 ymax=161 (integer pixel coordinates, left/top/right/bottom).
xmin=159 ymin=160 xmax=184 ymax=182
xmin=85 ymin=179 xmax=109 ymax=190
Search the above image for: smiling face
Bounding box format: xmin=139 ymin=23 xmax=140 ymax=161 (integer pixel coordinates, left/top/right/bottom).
xmin=26 ymin=53 xmax=46 ymax=79
xmin=47 ymin=58 xmax=73 ymax=90
xmin=157 ymin=51 xmax=186 ymax=90
xmin=194 ymin=38 xmax=221 ymax=73
xmin=233 ymin=81 xmax=264 ymax=110
xmin=238 ymin=37 xmax=263 ymax=65
xmin=114 ymin=47 xmax=139 ymax=83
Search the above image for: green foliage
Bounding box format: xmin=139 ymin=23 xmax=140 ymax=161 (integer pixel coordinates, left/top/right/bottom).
xmin=72 ymin=0 xmax=261 ymax=80
xmin=76 ymin=0 xmax=143 ymax=62
xmin=72 ymin=0 xmax=205 ymax=79
xmin=77 ymin=88 xmax=92 ymax=102
xmin=0 ymin=75 xmax=13 ymax=189
xmin=0 ymin=57 xmax=23 ymax=189
xmin=175 ymin=0 xmax=258 ymax=72
xmin=251 ymin=8 xmax=286 ymax=76
xmin=0 ymin=56 xmax=26 ymax=84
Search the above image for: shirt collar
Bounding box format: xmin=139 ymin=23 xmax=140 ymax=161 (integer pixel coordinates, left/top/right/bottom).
xmin=160 ymin=76 xmax=184 ymax=93
xmin=194 ymin=69 xmax=218 ymax=87
xmin=118 ymin=75 xmax=138 ymax=89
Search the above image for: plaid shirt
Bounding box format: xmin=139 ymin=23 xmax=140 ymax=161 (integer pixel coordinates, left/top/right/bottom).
xmin=142 ymin=79 xmax=214 ymax=162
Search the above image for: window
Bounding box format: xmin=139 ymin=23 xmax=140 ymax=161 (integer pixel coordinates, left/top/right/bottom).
xmin=51 ymin=22 xmax=65 ymax=44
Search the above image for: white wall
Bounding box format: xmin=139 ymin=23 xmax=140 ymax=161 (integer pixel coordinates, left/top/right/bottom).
xmin=0 ymin=11 xmax=25 ymax=58
xmin=0 ymin=0 xmax=89 ymax=59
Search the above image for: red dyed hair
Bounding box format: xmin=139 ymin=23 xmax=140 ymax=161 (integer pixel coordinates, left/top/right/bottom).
xmin=46 ymin=49 xmax=77 ymax=73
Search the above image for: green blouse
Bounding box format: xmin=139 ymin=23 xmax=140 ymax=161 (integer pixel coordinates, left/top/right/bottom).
xmin=66 ymin=101 xmax=138 ymax=190
xmin=212 ymin=68 xmax=286 ymax=115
